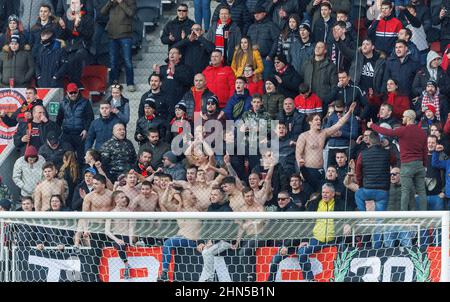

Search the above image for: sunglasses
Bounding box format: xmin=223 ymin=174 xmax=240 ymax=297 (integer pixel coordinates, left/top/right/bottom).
xmin=390 ymin=173 xmax=399 ymax=176
xmin=207 ymin=102 xmax=216 ymax=105
xmin=68 ymin=91 xmax=78 ymax=95
xmin=278 ymin=197 xmax=289 ymax=201
xmin=178 ymin=9 xmax=188 ymax=12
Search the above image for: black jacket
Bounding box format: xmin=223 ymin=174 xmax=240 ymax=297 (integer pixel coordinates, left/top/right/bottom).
xmin=276 ymin=110 xmax=307 ymax=140
xmin=61 ymin=12 xmax=94 ymax=52
xmin=327 ymin=37 xmax=356 ymax=72
xmin=274 ymin=65 xmax=301 ymax=99
xmin=267 ymin=0 xmax=299 ymax=30
xmin=71 ymin=180 xmax=92 ymax=211
xmin=38 ymin=141 xmax=73 ymax=169
xmin=247 ymin=16 xmax=280 ymax=58
xmin=432 ymin=0 xmax=450 ymax=40
xmin=14 ymin=120 xmax=60 ymax=154
xmin=312 ymin=16 xmax=335 ymax=43
xmin=138 ymin=90 xmax=170 ymax=120
xmin=172 ymin=36 xmax=215 ymax=75
xmin=412 ymin=66 xmax=450 ymax=98
xmin=181 ymin=88 xmax=215 ymax=119
xmin=35 ymin=39 xmax=68 ymax=88
xmin=134 ymin=115 xmax=170 ymax=145
xmin=160 ymin=16 xmax=195 ymax=50
xmin=56 ymin=95 xmax=94 ymax=134
xmin=360 ymin=145 xmax=393 ymax=191
xmin=207 ymin=201 xmax=233 ymax=212
xmin=277 ymin=135 xmax=296 ymax=176
xmin=138 ymin=141 xmax=170 ymax=170
xmin=329 ymin=83 xmax=370 ymax=119
xmin=348 ymin=50 xmax=386 ymax=94
xmin=29 ymin=16 xmax=62 ymax=59
xmin=252 ymin=163 xmax=289 ymax=207
xmin=159 ymin=63 xmax=194 ymax=117
xmin=212 ymin=0 xmax=252 ymax=35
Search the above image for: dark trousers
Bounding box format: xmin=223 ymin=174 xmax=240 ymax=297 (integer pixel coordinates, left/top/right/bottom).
xmin=62 ymin=132 xmax=85 ymax=165
xmin=301 ymin=167 xmax=324 ymax=193
xmin=112 ymin=235 xmax=130 ymax=262
xmin=66 ymin=48 xmax=89 ymax=87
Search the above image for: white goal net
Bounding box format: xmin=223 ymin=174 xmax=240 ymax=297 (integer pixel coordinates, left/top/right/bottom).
xmin=0 ymin=212 xmax=449 ymax=282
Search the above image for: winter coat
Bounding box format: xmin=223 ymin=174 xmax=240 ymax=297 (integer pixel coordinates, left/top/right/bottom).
xmin=159 ymin=63 xmax=194 ymax=117
xmin=138 ymin=141 xmax=170 ymax=170
xmin=29 ymin=16 xmax=62 ymax=59
xmin=84 ymin=114 xmax=121 ymax=152
xmin=223 ymin=90 xmax=252 ymax=121
xmin=160 ymin=16 xmax=195 ymax=49
xmin=274 ymin=65 xmax=301 ymax=99
xmin=356 ymin=145 xmax=395 ymax=191
xmin=295 ymin=92 xmax=323 ymax=115
xmin=276 ymin=110 xmax=307 ymax=140
xmin=182 ymin=88 xmax=215 ymax=119
xmin=71 ymin=180 xmax=92 ymax=211
xmin=57 ymin=0 xmax=94 ymax=18
xmin=212 ymin=0 xmax=252 ymax=34
xmin=412 ymin=51 xmax=450 ymax=98
xmin=367 ymin=13 xmax=403 ymax=55
xmin=13 ymin=120 xmax=61 ymax=154
xmin=383 ymin=54 xmax=420 ymax=97
xmin=12 ymin=155 xmax=45 ymax=196
xmin=106 ymin=96 xmax=130 ymax=125
xmin=262 ymin=92 xmax=284 ymax=119
xmin=327 ymin=36 xmax=356 ymax=72
xmin=349 ymin=50 xmax=386 ymax=94
xmin=172 ymin=36 xmax=215 ymax=75
xmin=35 ymin=39 xmax=68 ymax=88
xmin=312 ymin=17 xmax=335 ymax=44
xmin=138 ymin=90 xmax=170 ymax=120
xmin=56 ymin=95 xmax=94 ymax=135
xmin=101 ymin=0 xmax=136 ymax=39
xmin=432 ymin=0 xmax=450 ymax=41
xmin=203 ymin=64 xmax=236 ymax=108
xmin=324 ymin=112 xmax=359 ymax=148
xmin=277 ymin=135 xmax=296 ymax=176
xmin=134 ymin=115 xmax=169 ymax=145
xmin=289 ymin=39 xmax=314 ymax=75
xmin=231 ymin=48 xmax=264 ymax=77
xmin=247 ymin=16 xmax=280 ymax=58
xmin=19 ymin=0 xmax=54 ymax=32
xmin=415 ymin=92 xmax=449 ymax=122
xmin=206 ymin=21 xmax=241 ymax=66
xmin=100 ymin=136 xmax=136 ymax=182
xmin=61 ymin=12 xmax=94 ymax=52
xmin=302 ymin=57 xmax=337 ymax=104
xmin=276 ymin=29 xmax=300 ymax=61
xmin=0 ymin=48 xmax=35 ymax=87
xmin=267 ymin=0 xmax=299 ymax=30
xmin=38 ymin=141 xmax=73 ymax=169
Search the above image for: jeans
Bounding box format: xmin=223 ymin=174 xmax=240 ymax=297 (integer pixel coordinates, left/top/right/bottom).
xmin=112 ymin=235 xmax=130 ymax=262
xmin=400 ymin=161 xmax=427 ymax=210
xmin=415 ymin=195 xmax=445 ymax=211
xmin=194 ymin=0 xmax=211 ymax=31
xmin=199 ymin=240 xmax=232 ymax=282
xmin=109 ymin=38 xmax=134 ymax=85
xmin=297 ymin=238 xmax=336 ymax=281
xmin=162 ymin=236 xmax=197 ymax=271
xmin=355 ymin=188 xmax=389 ymax=211
xmin=301 ymin=167 xmax=324 ymax=193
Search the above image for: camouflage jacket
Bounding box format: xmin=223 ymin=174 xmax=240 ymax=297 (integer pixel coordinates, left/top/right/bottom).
xmin=100 ymin=137 xmax=137 ymax=182
xmin=240 ymin=109 xmax=272 ymax=144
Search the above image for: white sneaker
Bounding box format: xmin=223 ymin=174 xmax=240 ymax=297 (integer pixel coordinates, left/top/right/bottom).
xmin=128 ymin=85 xmax=136 ymax=92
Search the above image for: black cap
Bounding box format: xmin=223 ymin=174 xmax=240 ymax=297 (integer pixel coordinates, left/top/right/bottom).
xmin=0 ymin=199 xmax=11 ymax=211
xmin=206 ymin=95 xmax=219 ymax=105
xmin=144 ymin=97 xmax=157 ymax=109
xmin=253 ymin=5 xmax=266 ymax=14
xmin=175 ymin=101 xmax=187 ymax=112
xmin=47 ymin=131 xmax=60 ymax=145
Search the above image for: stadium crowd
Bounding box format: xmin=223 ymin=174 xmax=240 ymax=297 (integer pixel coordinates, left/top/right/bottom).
xmin=1 ymin=0 xmax=450 ymax=281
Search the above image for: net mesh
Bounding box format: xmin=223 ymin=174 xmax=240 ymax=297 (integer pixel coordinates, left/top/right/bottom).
xmin=0 ymin=216 xmax=446 ymax=282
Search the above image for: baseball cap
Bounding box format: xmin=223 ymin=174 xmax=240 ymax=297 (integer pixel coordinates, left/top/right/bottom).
xmin=0 ymin=199 xmax=11 ymax=211
xmin=67 ymin=83 xmax=79 ymax=93
xmin=47 ymin=131 xmax=60 ymax=145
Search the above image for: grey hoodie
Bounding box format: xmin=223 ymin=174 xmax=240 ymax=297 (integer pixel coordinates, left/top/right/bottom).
xmin=426 ymin=50 xmax=441 ymax=82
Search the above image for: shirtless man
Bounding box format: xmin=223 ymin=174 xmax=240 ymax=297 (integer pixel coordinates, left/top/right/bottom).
xmin=34 ymin=162 xmax=67 ymax=211
xmin=75 ymin=174 xmax=114 ymax=247
xmin=115 ymin=170 xmax=140 ymax=201
xmin=221 ymin=176 xmax=245 ymax=211
xmin=159 ymin=175 xmax=183 ymax=212
xmin=296 ymin=102 xmax=356 ymax=192
xmin=129 ymin=181 xmax=159 ymax=212
xmin=173 ymin=167 xmax=227 ymax=211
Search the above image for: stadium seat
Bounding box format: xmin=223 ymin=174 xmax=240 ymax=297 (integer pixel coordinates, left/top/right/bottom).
xmin=136 ymin=0 xmax=162 ymax=38
xmin=80 ymin=65 xmax=108 ymax=102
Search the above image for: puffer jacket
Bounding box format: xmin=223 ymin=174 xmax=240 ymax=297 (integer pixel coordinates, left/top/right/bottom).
xmin=0 ymin=47 xmax=35 ymax=87
xmin=302 ymin=57 xmax=337 ymax=104
xmin=223 ymin=90 xmax=252 ymax=121
xmin=56 ymin=95 xmax=94 ymax=135
xmin=12 ymin=154 xmax=45 ymax=196
xmin=84 ymin=114 xmax=121 ymax=152
xmin=182 ymin=88 xmax=215 ymax=119
xmin=247 ymin=16 xmax=280 ymax=58
xmin=262 ymin=92 xmax=284 ymax=120
xmin=100 ymin=136 xmax=137 ymax=182
xmin=101 ymin=0 xmax=136 ymax=39
xmin=38 ymin=141 xmax=73 ymax=169
xmin=289 ymin=39 xmax=314 ymax=75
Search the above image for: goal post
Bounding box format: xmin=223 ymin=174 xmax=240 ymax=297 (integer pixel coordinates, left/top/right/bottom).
xmin=0 ymin=211 xmax=449 ymax=282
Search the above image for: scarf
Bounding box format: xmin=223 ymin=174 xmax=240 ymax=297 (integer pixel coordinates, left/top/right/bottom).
xmin=170 ymin=115 xmax=188 ymax=134
xmin=146 ymin=114 xmax=155 ymax=121
xmin=215 ymin=19 xmax=232 ymax=60
xmin=138 ymin=163 xmax=148 ymax=177
xmin=441 ymin=44 xmax=450 ymax=72
xmin=421 ymin=89 xmax=441 ymax=120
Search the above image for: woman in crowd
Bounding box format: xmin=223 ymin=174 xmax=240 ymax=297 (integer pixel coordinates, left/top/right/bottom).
xmin=231 ymin=36 xmax=263 ymax=78
xmin=276 ymin=14 xmax=300 ymax=61
xmin=107 ymin=82 xmax=130 ymax=125
xmin=58 ymin=151 xmax=79 ymax=207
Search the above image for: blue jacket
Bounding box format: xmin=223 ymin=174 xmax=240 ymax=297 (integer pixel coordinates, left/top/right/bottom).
xmin=56 ymin=96 xmax=94 ymax=134
xmin=84 ymin=114 xmax=121 ymax=152
xmin=223 ymin=90 xmax=252 ymax=121
xmin=324 ymin=112 xmax=359 ymax=148
xmin=431 ymin=151 xmax=450 ymax=197
xmin=383 ymin=54 xmax=420 ymax=97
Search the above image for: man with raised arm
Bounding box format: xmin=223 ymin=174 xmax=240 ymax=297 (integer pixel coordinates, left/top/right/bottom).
xmin=129 ymin=181 xmax=159 ymax=212
xmin=296 ymin=102 xmax=356 ymax=192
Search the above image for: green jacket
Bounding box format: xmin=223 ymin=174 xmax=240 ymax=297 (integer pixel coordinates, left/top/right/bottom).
xmin=101 ymin=0 xmax=136 ymax=39
xmin=262 ymin=93 xmax=284 ymax=120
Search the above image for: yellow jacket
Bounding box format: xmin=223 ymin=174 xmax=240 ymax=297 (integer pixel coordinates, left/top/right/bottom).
xmin=231 ymin=48 xmax=264 ymax=77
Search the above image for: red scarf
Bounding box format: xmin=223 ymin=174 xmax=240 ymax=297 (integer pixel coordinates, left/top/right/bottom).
xmin=215 ymin=18 xmax=232 ymax=55
xmin=441 ymin=44 xmax=450 ymax=72
xmin=71 ymin=10 xmax=86 ymax=37
xmin=146 ymin=114 xmax=155 ymax=121
xmin=192 ymin=88 xmax=204 ymax=113
xmin=170 ymin=115 xmax=188 ymax=134
xmin=138 ymin=163 xmax=148 ymax=177
xmin=277 ymin=65 xmax=288 ymax=75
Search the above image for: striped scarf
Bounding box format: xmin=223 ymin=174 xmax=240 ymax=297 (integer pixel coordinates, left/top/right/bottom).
xmin=215 ymin=19 xmax=232 ymax=59
xmin=421 ymin=89 xmax=441 ymax=120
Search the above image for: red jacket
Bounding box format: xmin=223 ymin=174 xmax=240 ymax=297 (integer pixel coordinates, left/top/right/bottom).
xmin=202 ymin=65 xmax=236 ymax=108
xmin=245 ymin=78 xmax=264 ymax=96
xmin=385 ymin=92 xmax=410 ymax=120
xmin=294 ymin=92 xmax=323 ymax=115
